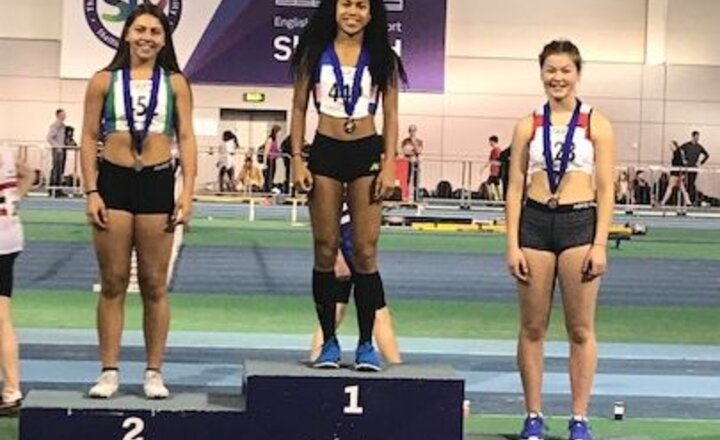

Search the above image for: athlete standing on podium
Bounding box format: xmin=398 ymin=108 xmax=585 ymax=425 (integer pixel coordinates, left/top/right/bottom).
xmin=505 ymin=40 xmax=615 ymax=440
xmin=80 ymin=4 xmax=197 ymax=399
xmin=290 ymin=0 xmax=406 ymax=371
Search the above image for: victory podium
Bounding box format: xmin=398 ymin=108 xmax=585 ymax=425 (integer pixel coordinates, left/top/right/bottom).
xmin=20 ymin=360 xmax=465 ymax=440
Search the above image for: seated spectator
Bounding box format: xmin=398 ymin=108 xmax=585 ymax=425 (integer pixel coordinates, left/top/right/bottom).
xmin=633 ymin=170 xmax=651 ymax=205
xmin=615 ymin=170 xmax=631 ymax=204
xmin=237 ymin=157 xmax=264 ymax=193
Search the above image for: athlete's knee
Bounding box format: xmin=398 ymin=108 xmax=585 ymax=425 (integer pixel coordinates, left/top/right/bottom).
xmin=138 ymin=278 xmax=168 ymax=304
xmin=567 ymin=323 xmax=594 ymax=345
xmin=100 ymin=272 xmax=130 ymax=299
xmin=314 ymin=236 xmax=339 ymax=269
xmin=0 ymin=310 xmax=11 ymax=327
xmin=519 ymin=322 xmax=547 ymax=342
xmin=352 ymin=242 xmax=378 ymax=273
xmin=374 ymin=307 xmax=392 ymax=325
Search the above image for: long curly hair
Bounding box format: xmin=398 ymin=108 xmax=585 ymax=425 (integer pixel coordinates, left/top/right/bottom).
xmin=104 ymin=3 xmax=181 ymax=73
xmin=290 ymin=0 xmax=407 ymax=92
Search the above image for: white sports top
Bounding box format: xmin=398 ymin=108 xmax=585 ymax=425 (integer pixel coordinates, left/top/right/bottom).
xmin=527 ymin=102 xmax=595 ymax=176
xmin=0 ymin=148 xmax=23 ymax=254
xmin=313 ymin=50 xmax=379 ymax=119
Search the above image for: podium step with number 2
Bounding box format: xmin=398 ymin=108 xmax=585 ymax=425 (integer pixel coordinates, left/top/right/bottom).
xmin=20 ymin=360 xmax=465 ymax=440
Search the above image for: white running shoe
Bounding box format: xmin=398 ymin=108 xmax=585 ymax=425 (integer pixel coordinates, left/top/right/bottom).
xmin=88 ymin=370 xmax=119 ymax=399
xmin=143 ymin=370 xmax=169 ymax=400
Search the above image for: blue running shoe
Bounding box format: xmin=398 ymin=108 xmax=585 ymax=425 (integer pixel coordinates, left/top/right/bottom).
xmin=313 ymin=337 xmax=341 ymax=369
xmin=568 ymin=417 xmax=593 ymax=440
xmin=354 ymin=342 xmax=382 ymax=372
xmin=519 ymin=413 xmax=546 ymax=440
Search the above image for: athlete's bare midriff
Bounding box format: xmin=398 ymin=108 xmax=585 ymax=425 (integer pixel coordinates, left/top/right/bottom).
xmin=526 ymin=171 xmax=596 ymax=204
xmin=102 ymin=132 xmax=173 ymax=167
xmin=317 ymin=114 xmax=377 ymax=140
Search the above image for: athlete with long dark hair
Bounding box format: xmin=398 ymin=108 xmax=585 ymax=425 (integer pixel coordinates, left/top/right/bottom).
xmin=80 ymin=4 xmax=197 ymax=399
xmin=290 ymin=0 xmax=406 ymax=371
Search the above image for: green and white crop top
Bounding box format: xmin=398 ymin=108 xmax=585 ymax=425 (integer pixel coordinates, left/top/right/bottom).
xmin=102 ymin=69 xmax=176 ymax=136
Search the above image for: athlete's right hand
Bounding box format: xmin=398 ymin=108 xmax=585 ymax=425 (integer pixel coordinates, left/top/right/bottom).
xmin=507 ymin=247 xmax=529 ymax=282
xmin=292 ymin=157 xmax=313 ymax=193
xmin=86 ymin=192 xmax=108 ymax=229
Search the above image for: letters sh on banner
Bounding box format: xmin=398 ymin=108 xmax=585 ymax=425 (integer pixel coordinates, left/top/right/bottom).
xmin=184 ymin=0 xmax=447 ymax=92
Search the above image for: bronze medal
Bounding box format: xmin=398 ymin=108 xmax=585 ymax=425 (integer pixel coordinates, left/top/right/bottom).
xmin=547 ymin=197 xmax=559 ymax=209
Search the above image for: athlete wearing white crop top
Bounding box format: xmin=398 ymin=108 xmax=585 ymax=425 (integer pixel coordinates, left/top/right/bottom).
xmin=504 ymin=40 xmax=615 ymax=440
xmin=527 ymin=102 xmax=595 ymax=176
xmin=0 ymin=146 xmax=33 ymax=414
xmin=289 ymin=0 xmax=408 ymax=373
xmin=312 ymin=49 xmax=379 ymax=119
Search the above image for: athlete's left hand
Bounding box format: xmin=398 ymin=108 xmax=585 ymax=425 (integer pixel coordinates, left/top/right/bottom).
xmin=582 ymin=244 xmax=607 ymax=281
xmin=170 ymin=191 xmax=194 ymax=229
xmin=373 ymin=160 xmax=396 ymax=202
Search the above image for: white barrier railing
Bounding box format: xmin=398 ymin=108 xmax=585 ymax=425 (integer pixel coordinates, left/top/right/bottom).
xmin=3 ymin=140 xmax=719 ymax=210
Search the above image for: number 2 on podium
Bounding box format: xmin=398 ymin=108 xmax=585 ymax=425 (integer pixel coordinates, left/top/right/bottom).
xmin=344 ymin=385 xmax=364 ymax=415
xmin=122 ymin=417 xmax=145 ymax=440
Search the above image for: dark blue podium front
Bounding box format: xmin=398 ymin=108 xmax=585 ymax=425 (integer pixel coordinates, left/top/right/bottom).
xmin=20 ymin=360 xmax=464 ymax=440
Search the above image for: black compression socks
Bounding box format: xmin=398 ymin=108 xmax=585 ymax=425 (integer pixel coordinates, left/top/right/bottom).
xmin=353 ymin=272 xmax=384 ymax=344
xmin=313 ymin=270 xmax=337 ymax=342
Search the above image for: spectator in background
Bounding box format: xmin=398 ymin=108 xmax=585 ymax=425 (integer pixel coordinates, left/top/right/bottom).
xmin=400 ymin=124 xmax=423 ymax=200
xmin=280 ymin=135 xmax=293 ymax=194
xmin=217 ymin=131 xmax=238 ymax=192
xmin=498 ymin=145 xmax=511 ymax=200
xmin=660 ymin=141 xmax=690 ymax=207
xmin=63 ymin=126 xmax=80 ymax=191
xmin=237 ymin=156 xmax=264 ymax=193
xmin=615 ymin=170 xmax=630 ymax=204
xmin=632 ymin=170 xmax=651 ymax=205
xmin=262 ymin=125 xmax=282 ymax=192
xmin=679 ymin=131 xmax=709 ymax=205
xmin=46 ymin=109 xmax=67 ymax=197
xmin=482 ymin=135 xmax=502 ymax=200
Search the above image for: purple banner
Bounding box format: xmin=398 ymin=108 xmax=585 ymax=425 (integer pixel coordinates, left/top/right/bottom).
xmin=184 ymin=0 xmax=446 ymax=92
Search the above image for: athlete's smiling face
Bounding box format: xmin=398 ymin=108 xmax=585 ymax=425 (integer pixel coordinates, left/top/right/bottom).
xmin=541 ymin=53 xmax=580 ymax=101
xmin=336 ymin=0 xmax=371 ymax=37
xmin=125 ymin=13 xmax=166 ymax=62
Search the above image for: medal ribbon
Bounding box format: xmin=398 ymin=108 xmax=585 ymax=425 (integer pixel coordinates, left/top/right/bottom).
xmin=326 ymin=43 xmax=369 ymax=120
xmin=542 ymin=100 xmax=582 ymax=195
xmin=122 ymin=65 xmax=162 ymax=156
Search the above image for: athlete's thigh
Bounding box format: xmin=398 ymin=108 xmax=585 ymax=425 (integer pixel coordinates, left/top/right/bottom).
xmin=133 ymin=214 xmax=175 ymax=284
xmin=518 ymin=248 xmax=558 ymax=327
xmin=346 ymin=176 xmax=382 ymax=247
xmin=309 ymin=175 xmax=344 ymax=245
xmin=93 ymin=209 xmax=134 ymax=278
xmin=557 ymin=245 xmax=599 ymax=329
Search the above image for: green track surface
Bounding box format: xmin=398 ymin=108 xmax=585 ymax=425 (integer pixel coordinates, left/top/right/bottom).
xmin=13 ymin=291 xmax=720 ymax=344
xmin=20 ymin=210 xmax=720 ymax=259
xmin=464 ymin=415 xmax=720 ymax=439
xmin=2 ymin=415 xmax=719 ymax=439
xmin=5 ymin=208 xmax=719 ymax=438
